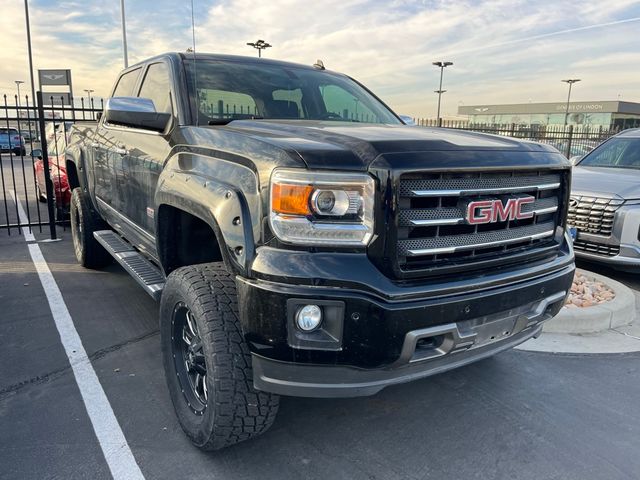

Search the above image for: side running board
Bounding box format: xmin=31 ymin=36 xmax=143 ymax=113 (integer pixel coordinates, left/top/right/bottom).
xmin=93 ymin=230 xmax=165 ymax=301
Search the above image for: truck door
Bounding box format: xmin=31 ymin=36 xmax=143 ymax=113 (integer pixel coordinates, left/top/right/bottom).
xmin=118 ymin=62 xmax=174 ymax=240
xmin=91 ymin=67 xmax=142 ymax=218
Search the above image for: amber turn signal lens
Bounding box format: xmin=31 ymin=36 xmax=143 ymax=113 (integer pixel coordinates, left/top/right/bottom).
xmin=271 ymin=183 xmax=312 ymax=215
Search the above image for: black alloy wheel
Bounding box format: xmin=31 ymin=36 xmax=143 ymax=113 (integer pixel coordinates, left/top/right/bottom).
xmin=172 ymin=302 xmax=208 ymax=413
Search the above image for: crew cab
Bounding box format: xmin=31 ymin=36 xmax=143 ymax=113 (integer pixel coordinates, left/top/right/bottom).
xmin=65 ymin=53 xmax=575 ymax=450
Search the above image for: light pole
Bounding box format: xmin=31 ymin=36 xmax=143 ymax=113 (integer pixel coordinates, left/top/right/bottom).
xmin=120 ymin=0 xmax=129 ymax=68
xmin=561 ymin=79 xmax=581 ymax=126
xmin=24 ymin=0 xmax=36 ymax=106
xmin=84 ymin=89 xmax=95 ymax=107
xmin=15 ymin=80 xmax=24 ymax=126
xmin=246 ymin=39 xmax=272 ymax=58
xmin=433 ymin=61 xmax=453 ymax=126
xmin=15 ymin=80 xmax=24 ymax=103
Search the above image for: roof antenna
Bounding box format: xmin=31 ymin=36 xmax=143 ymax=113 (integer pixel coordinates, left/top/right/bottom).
xmin=190 ymin=0 xmax=199 ymax=126
xmin=313 ymin=59 xmax=325 ymax=70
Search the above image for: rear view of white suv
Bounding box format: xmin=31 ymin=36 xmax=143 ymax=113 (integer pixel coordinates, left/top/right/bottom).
xmin=0 ymin=127 xmax=26 ymax=156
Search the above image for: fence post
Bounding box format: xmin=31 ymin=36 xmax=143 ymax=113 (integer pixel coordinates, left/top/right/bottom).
xmin=565 ymin=125 xmax=574 ymax=159
xmin=36 ymin=91 xmax=57 ymax=240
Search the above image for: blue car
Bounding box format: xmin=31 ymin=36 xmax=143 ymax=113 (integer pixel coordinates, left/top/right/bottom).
xmin=0 ymin=127 xmax=26 ymax=156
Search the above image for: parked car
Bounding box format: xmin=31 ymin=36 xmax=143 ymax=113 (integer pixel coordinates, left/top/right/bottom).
xmin=21 ymin=130 xmax=37 ymax=142
xmin=65 ymin=52 xmax=574 ymax=450
xmin=0 ymin=127 xmax=26 ymax=155
xmin=569 ymin=128 xmax=640 ymax=269
xmin=32 ymin=148 xmax=71 ymax=218
xmin=546 ymin=140 xmax=599 ymax=159
xmin=32 ymin=120 xmax=74 ymax=219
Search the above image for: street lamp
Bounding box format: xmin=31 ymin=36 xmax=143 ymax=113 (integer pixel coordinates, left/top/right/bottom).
xmin=433 ymin=61 xmax=453 ymax=126
xmin=84 ymin=89 xmax=95 ymax=107
xmin=561 ymin=79 xmax=581 ymax=126
xmin=246 ymin=39 xmax=272 ymax=58
xmin=15 ymin=80 xmax=24 ymax=104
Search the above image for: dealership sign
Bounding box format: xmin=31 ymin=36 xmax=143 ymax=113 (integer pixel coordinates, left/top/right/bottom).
xmin=39 ymin=69 xmax=72 ymax=86
xmin=38 ymin=69 xmax=73 ymax=106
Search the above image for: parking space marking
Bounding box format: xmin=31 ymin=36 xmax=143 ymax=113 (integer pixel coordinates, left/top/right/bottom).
xmin=26 ymin=243 xmax=145 ymax=480
xmin=11 ymin=184 xmax=145 ymax=480
xmin=8 ymin=190 xmax=35 ymax=242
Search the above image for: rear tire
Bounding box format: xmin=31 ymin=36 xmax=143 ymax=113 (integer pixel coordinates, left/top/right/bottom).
xmin=70 ymin=187 xmax=111 ymax=268
xmin=160 ymin=262 xmax=280 ymax=450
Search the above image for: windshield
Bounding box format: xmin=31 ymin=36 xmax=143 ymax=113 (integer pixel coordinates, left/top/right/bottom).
xmin=184 ymin=59 xmax=401 ymax=125
xmin=579 ymin=137 xmax=640 ymax=169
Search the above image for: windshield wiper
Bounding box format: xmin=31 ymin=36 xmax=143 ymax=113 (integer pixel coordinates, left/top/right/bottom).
xmin=208 ymin=116 xmax=264 ymax=126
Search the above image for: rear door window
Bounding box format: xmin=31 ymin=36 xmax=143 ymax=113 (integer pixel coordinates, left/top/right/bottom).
xmin=137 ymin=63 xmax=173 ymax=114
xmin=112 ymin=68 xmax=142 ymax=97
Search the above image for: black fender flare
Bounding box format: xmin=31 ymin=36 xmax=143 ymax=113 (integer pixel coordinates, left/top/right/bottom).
xmin=155 ymin=153 xmax=260 ymax=276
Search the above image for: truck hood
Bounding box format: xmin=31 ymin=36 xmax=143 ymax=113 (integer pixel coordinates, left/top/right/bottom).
xmin=572 ymin=165 xmax=640 ymax=200
xmin=221 ymin=120 xmax=560 ymax=170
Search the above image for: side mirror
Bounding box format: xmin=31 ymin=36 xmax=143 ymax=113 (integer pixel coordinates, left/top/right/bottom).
xmin=570 ymin=155 xmax=582 ymax=165
xmin=104 ymin=97 xmax=171 ymax=132
xmin=31 ymin=148 xmax=43 ymax=159
xmin=398 ymin=114 xmax=416 ymax=126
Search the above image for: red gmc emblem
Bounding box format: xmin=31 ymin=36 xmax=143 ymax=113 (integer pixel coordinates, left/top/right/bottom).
xmin=466 ymin=196 xmax=535 ymax=225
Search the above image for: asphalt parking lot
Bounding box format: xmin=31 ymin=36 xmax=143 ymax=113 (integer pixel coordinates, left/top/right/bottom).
xmin=1 ymin=168 xmax=640 ymax=479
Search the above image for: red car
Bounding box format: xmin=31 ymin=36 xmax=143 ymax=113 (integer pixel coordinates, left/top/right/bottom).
xmin=33 ymin=150 xmax=71 ymax=218
xmin=33 ymin=122 xmax=74 ymax=218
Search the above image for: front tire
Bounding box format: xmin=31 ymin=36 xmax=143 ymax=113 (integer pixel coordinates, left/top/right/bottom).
xmin=70 ymin=187 xmax=111 ymax=268
xmin=160 ymin=263 xmax=279 ymax=450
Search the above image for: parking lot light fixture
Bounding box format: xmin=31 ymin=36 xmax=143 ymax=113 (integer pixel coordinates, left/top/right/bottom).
xmin=14 ymin=80 xmax=24 ymax=108
xmin=562 ymin=79 xmax=581 ymax=126
xmin=433 ymin=61 xmax=453 ymax=127
xmin=246 ymin=39 xmax=272 ymax=58
xmin=84 ymin=89 xmax=95 ymax=106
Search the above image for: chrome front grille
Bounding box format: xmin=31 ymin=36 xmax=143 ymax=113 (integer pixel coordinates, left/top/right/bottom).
xmin=396 ymin=170 xmax=564 ymax=274
xmin=573 ymin=240 xmax=620 ymax=257
xmin=567 ymin=196 xmax=623 ymax=236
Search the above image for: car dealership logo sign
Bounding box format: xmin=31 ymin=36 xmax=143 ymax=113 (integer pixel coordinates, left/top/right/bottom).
xmin=466 ymin=197 xmax=535 ymax=224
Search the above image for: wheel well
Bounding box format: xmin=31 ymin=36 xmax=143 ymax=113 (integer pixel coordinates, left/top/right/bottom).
xmin=66 ymin=159 xmax=80 ymax=190
xmin=157 ymin=205 xmax=224 ymax=275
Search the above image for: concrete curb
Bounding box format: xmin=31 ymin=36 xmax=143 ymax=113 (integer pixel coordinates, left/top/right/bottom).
xmin=543 ymin=269 xmax=637 ymax=334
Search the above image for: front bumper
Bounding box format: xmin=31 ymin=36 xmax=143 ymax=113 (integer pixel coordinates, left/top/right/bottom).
xmin=253 ymin=322 xmax=545 ymax=398
xmin=238 ymin=242 xmax=574 ymax=397
xmin=574 ymin=244 xmax=640 ymax=268
xmin=573 ymin=205 xmax=640 ymax=269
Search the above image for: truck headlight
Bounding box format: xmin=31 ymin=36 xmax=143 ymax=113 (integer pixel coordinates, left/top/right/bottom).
xmin=269 ymin=169 xmax=375 ymax=246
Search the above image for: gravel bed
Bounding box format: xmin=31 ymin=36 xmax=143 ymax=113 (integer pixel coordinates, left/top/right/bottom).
xmin=564 ymin=271 xmax=616 ymax=308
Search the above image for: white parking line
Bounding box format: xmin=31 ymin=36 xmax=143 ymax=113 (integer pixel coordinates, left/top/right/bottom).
xmin=11 ymin=193 xmax=145 ymax=480
xmin=8 ymin=190 xmax=35 ymax=242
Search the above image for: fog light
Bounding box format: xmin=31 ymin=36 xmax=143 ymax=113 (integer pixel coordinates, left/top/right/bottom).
xmin=296 ymin=305 xmax=322 ymax=331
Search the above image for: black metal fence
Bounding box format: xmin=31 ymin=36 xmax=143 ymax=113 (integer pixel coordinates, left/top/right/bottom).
xmin=0 ymin=93 xmax=103 ymax=239
xmin=414 ymin=118 xmax=619 ymax=158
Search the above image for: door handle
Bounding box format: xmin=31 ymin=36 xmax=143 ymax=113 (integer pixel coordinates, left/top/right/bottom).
xmin=113 ymin=147 xmax=129 ymax=156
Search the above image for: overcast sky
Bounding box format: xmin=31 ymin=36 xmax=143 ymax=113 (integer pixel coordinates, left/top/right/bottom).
xmin=3 ymin=0 xmax=640 ymax=118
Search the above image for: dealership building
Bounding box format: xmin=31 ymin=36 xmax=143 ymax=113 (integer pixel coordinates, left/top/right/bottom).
xmin=458 ymin=101 xmax=640 ymax=129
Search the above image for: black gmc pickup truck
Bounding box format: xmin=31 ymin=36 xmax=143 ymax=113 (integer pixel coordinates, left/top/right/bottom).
xmin=66 ymin=52 xmax=575 ymax=450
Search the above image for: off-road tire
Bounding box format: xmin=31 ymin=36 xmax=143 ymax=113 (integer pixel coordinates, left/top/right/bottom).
xmin=70 ymin=187 xmax=111 ymax=268
xmin=160 ymin=262 xmax=280 ymax=450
